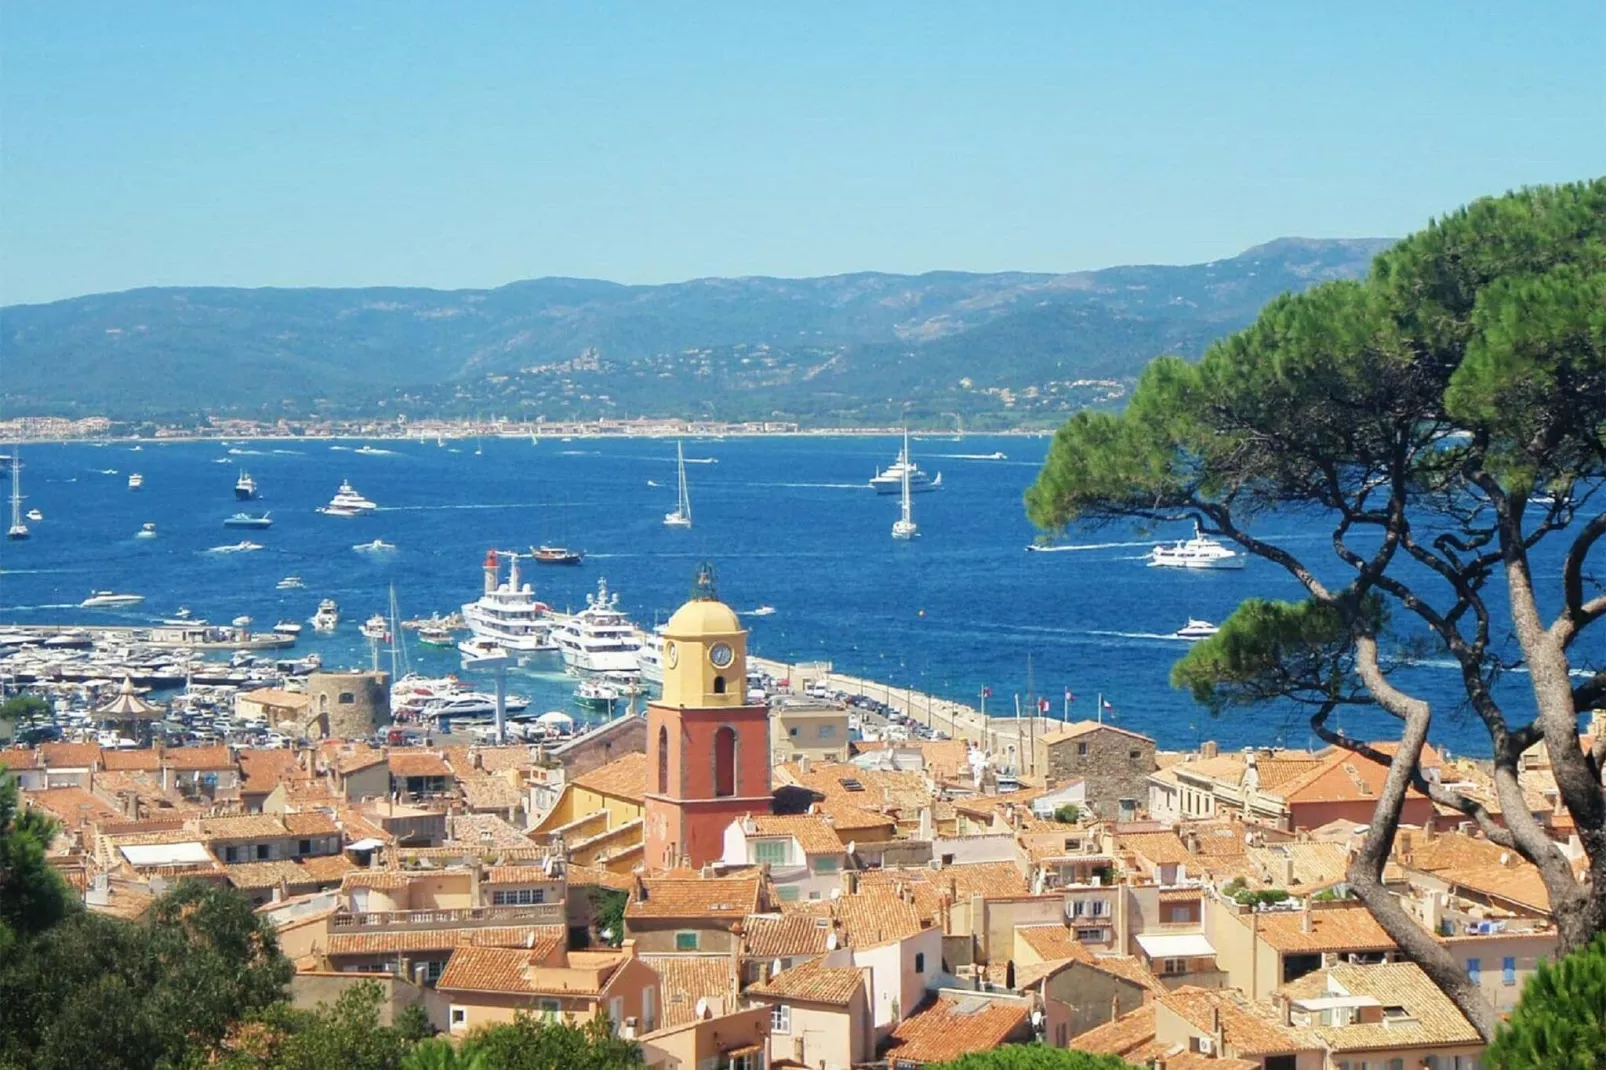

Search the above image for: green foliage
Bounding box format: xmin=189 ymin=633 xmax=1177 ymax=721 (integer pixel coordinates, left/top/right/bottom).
xmin=213 ymin=980 xmax=426 ymax=1070
xmin=1052 ymin=804 xmax=1080 ymax=824
xmin=1488 ymin=935 xmax=1606 ymax=1070
xmin=1231 ymin=888 xmax=1291 ymax=908
xmin=0 ymin=694 xmax=49 ymax=722
xmin=588 ymin=887 xmax=628 ymax=948
xmin=462 ymin=1012 xmax=643 ymax=1070
xmin=927 ymin=1042 xmax=1127 ymax=1070
xmin=0 ymin=775 xmax=75 ymax=944
xmin=403 ymin=1039 xmax=490 ymax=1070
xmin=1311 ymin=886 xmax=1354 ymax=902
xmin=0 ymin=880 xmax=290 ymax=1070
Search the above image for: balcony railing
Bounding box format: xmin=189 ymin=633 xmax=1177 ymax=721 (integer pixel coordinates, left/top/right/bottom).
xmin=331 ymin=903 xmax=566 ymax=931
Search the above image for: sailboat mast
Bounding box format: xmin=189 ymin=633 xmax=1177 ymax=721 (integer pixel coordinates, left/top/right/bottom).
xmin=677 ymin=441 xmax=691 ymax=520
xmin=9 ymin=452 xmax=20 ymax=527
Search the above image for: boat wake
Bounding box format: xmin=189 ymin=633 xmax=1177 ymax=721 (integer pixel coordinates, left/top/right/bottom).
xmin=1026 ymin=539 xmax=1158 ymax=553
xmin=228 ymin=447 xmax=270 ymax=456
xmin=205 ymin=543 xmax=263 ymax=553
xmin=1 ymin=602 xmax=83 ymax=610
xmin=936 ymin=453 xmax=1008 ymax=461
xmin=378 ymin=503 xmax=538 ymax=512
xmin=749 ymin=481 xmax=868 ymax=490
xmin=1088 ymin=629 xmax=1189 ymax=641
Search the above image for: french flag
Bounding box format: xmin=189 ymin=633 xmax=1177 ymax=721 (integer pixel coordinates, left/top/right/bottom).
xmin=1038 ymin=698 xmax=1051 ymax=714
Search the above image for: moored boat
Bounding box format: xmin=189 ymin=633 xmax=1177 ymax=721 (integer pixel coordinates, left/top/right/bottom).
xmin=224 ymin=512 xmax=273 ymax=529
xmin=235 ymin=471 xmax=258 ymax=500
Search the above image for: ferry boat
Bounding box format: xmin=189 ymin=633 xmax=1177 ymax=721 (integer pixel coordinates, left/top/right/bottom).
xmin=311 ymin=599 xmax=340 ymax=631
xmin=551 ymin=578 xmax=642 ymax=675
xmin=135 ymin=522 xmax=158 ymax=539
xmin=235 ymin=471 xmax=258 ymax=500
xmin=1173 ymin=619 xmax=1220 ymax=641
xmin=359 ymin=613 xmax=390 ymax=641
xmin=461 ymin=550 xmax=557 ymax=653
xmin=81 ymin=591 xmax=145 ymax=608
xmin=870 ymin=439 xmax=941 ymax=495
xmin=128 ymin=473 xmax=144 ymax=491
xmin=1147 ymin=524 xmax=1244 ymax=570
xmin=224 ymin=512 xmax=273 ymax=529
xmin=531 ymin=545 xmax=584 ymax=566
xmin=326 ymin=480 xmax=377 ymax=511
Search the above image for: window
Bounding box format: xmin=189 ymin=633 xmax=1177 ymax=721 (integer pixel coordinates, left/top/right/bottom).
xmin=713 ymin=675 xmax=726 ymax=695
xmin=813 ymin=856 xmax=839 ymax=874
xmin=788 ymin=727 xmax=798 ymax=737
xmin=1162 ymin=958 xmax=1188 ymax=976
xmin=338 ymin=692 xmax=355 ymax=704
xmin=1504 ymin=956 xmax=1517 ymax=985
xmin=1076 ymin=929 xmax=1105 ymax=942
xmin=450 ymin=1007 xmax=467 ymax=1029
xmin=914 ymin=952 xmax=925 ymax=973
xmin=297 ymin=839 xmax=312 ymax=855
xmin=1090 ymin=899 xmax=1109 ymax=917
xmin=657 ymin=725 xmax=670 ymax=794
xmin=1129 ymin=748 xmax=1141 ymax=759
xmin=676 ymin=931 xmax=700 ymax=951
xmin=538 ymin=998 xmax=561 ymax=1018
xmin=753 ymin=839 xmax=790 ymax=867
xmin=771 ymin=1004 xmax=791 ymax=1033
xmin=1387 ymin=1060 xmax=1405 ymax=1070
xmin=643 ymin=986 xmax=656 ymax=1032
xmin=224 ymin=846 xmax=239 ymax=863
xmin=776 ymin=885 xmax=800 ymax=902
xmin=1071 ymin=900 xmax=1085 ymax=917
xmin=608 ymin=997 xmax=624 ymax=1033
xmin=1467 ymin=957 xmax=1481 ymax=984
xmin=818 ymin=724 xmax=836 ymax=738
xmin=425 ymin=959 xmax=444 ymax=982
xmin=1076 ymin=742 xmax=1089 ymax=756
xmin=713 ymin=725 xmax=737 ymax=797
xmin=255 ymin=843 xmax=270 ymax=860
xmin=728 ymin=1052 xmax=758 ymax=1070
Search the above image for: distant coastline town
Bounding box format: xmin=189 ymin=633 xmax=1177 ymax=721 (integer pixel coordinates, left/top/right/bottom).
xmin=0 ymin=413 xmax=1056 ymax=444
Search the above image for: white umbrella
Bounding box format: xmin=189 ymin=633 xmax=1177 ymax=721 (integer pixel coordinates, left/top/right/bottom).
xmin=535 ymin=710 xmax=573 ymax=725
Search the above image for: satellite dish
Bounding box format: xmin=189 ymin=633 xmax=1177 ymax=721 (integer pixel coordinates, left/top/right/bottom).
xmin=846 ymin=840 xmax=856 ymax=855
xmin=826 ymin=933 xmax=839 ymax=950
xmin=1031 ymin=1010 xmax=1044 ymax=1027
xmin=695 ymin=998 xmax=709 ymax=1020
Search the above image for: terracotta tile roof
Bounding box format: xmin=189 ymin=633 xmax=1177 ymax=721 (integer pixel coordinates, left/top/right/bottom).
xmin=1072 ymin=1003 xmax=1156 ymax=1057
xmin=1253 ymin=757 xmax=1325 ymax=789
xmin=330 ymin=924 xmax=565 ymax=958
xmin=448 ymin=812 xmax=533 ymax=848
xmin=297 ymin=854 xmax=358 ymax=881
xmin=641 ymin=953 xmax=738 ymax=1027
xmin=443 ymin=744 xmax=535 ymax=775
xmin=1171 ymin=754 xmax=1249 ymax=782
xmin=774 ymin=761 xmax=930 ymax=820
xmin=1016 ymin=924 xmax=1089 ymax=963
xmin=1247 ymin=842 xmax=1351 ymax=892
xmin=198 ymin=814 xmax=291 ymax=840
xmin=938 ymin=861 xmax=1031 ymax=899
xmin=99 ymin=748 xmax=162 ymax=771
xmin=89 ymin=885 xmax=156 ymax=921
xmin=1117 ymin=831 xmax=1193 ymax=866
xmin=741 ymin=913 xmax=834 ymax=959
xmin=39 ymin=742 xmax=102 ymax=768
xmin=1162 ymin=986 xmax=1308 ymax=1056
xmin=919 ymin=740 xmax=973 ymax=781
xmin=1014 ymin=957 xmax=1078 ymax=989
xmin=883 ymin=996 xmax=1031 ymax=1065
xmin=627 ymin=876 xmax=761 ymax=920
xmin=567 ymin=863 xmax=635 ymax=892
xmin=389 ymin=752 xmax=451 ymax=778
xmin=437 ymin=945 xmax=624 ymax=995
xmin=1083 ymin=954 xmax=1169 ymax=994
xmin=483 ymin=864 xmax=561 ymax=885
xmin=1037 ymin=721 xmax=1154 ymax=745
xmin=341 ymin=869 xmax=415 ymax=890
xmin=1435 ymin=864 xmax=1551 ymax=912
xmin=459 ymin=775 xmax=525 ymax=811
xmin=1284 ymin=961 xmax=1482 ymax=1052
xmin=281 ymin=811 xmax=340 ymax=836
xmin=1250 ymin=904 xmax=1398 ymax=955
xmin=334 ymin=748 xmax=388 ymax=774
xmin=835 ymin=887 xmax=925 ymax=947
xmin=817 ymin=802 xmax=898 ymax=831
xmin=747 ymin=956 xmax=864 ymax=1006
xmin=237 ymin=748 xmax=299 ymax=790
xmin=747 ymin=814 xmax=845 ymax=855
xmin=224 ymin=860 xmax=322 ymax=889
xmin=22 ymin=787 xmax=122 ymax=830
xmin=1270 ymin=745 xmax=1440 ymax=808
xmin=572 ymin=752 xmax=647 ymax=802
xmin=163 ymin=746 xmax=236 ymax=771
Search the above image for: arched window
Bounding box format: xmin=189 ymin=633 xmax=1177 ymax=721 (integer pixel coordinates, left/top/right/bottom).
xmin=713 ymin=675 xmax=726 ymax=695
xmin=657 ymin=726 xmax=670 ymax=795
xmin=714 ymin=726 xmax=737 ymax=797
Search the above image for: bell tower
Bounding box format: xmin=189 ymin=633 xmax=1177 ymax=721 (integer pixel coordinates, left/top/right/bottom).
xmin=645 ymin=564 xmax=771 ymax=870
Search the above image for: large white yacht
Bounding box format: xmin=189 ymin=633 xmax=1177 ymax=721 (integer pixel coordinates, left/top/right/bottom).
xmin=869 ymin=439 xmax=941 ymax=494
xmin=461 ymin=550 xmax=557 ymax=652
xmin=551 ymin=578 xmax=642 ymax=675
xmin=326 ymin=480 xmax=377 ymax=511
xmin=636 ymin=625 xmax=667 ymax=684
xmin=1147 ymin=524 xmax=1244 ymax=570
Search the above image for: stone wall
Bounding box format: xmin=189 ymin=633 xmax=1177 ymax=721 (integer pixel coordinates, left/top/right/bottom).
xmin=305 ymin=670 xmax=389 ymax=740
xmin=1035 ymin=727 xmax=1155 ymax=819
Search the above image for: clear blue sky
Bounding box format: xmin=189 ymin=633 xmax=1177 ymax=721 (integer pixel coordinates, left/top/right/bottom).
xmin=2 ymin=2 xmax=1602 ymax=305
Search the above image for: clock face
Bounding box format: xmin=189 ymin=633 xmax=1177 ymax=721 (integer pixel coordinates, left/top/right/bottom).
xmin=709 ymin=641 xmax=734 ymax=669
xmin=665 ymin=642 xmax=678 ymax=669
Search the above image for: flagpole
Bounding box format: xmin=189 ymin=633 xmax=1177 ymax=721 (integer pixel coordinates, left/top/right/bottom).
xmin=1098 ymin=692 xmax=1104 ymax=725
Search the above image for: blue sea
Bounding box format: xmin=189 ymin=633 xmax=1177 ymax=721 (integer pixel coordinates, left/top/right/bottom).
xmin=1 ymin=435 xmax=1597 ymax=757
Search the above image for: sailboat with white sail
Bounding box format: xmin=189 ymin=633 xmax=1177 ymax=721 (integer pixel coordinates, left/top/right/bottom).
xmin=891 ymin=430 xmax=919 ymax=540
xmin=664 ymin=441 xmax=693 ymax=528
xmin=6 ymin=450 xmax=27 ymax=541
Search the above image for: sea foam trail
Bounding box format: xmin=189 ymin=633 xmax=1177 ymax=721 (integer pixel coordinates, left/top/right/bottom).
xmin=1026 ymin=539 xmax=1157 ymax=552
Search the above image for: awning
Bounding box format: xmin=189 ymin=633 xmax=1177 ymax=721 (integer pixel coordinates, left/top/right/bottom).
xmin=121 ymin=842 xmax=212 ymax=866
xmin=1134 ymin=932 xmax=1216 ymax=959
xmin=347 ymin=838 xmax=386 ymax=852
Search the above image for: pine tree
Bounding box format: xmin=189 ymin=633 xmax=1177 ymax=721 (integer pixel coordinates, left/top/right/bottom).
xmin=1488 ymin=936 xmax=1606 ymax=1069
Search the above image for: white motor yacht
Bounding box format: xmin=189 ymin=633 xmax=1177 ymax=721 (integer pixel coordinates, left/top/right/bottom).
xmin=359 ymin=613 xmax=389 ymax=641
xmin=1174 ymin=619 xmax=1221 ymax=641
xmin=636 ymin=626 xmax=667 ymax=683
xmin=870 ymin=438 xmax=941 ymax=494
xmin=318 ymin=504 xmax=361 ymax=517
xmin=423 ymin=692 xmax=530 ymax=720
xmin=81 ymin=591 xmax=145 ymax=608
xmin=311 ymin=598 xmax=340 ymax=631
xmin=326 ymin=480 xmax=377 ymax=511
xmin=551 ymin=577 xmax=642 ymax=674
xmin=461 ymin=550 xmax=557 ymax=652
xmin=128 ymin=473 xmax=144 ymax=490
xmin=135 ymin=522 xmax=157 ymax=539
xmin=1147 ymin=524 xmax=1244 ymax=570
xmin=575 ymin=678 xmax=620 ymax=710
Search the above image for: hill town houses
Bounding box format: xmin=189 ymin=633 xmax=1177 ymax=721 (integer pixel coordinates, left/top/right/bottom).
xmin=9 ymin=578 xmax=1599 ymax=1070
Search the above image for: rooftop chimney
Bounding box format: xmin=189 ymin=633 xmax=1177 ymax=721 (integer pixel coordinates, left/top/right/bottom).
xmin=1301 ymin=898 xmax=1314 ymax=934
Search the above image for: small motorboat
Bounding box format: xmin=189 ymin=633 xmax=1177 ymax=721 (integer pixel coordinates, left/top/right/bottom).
xmin=224 ymin=512 xmax=273 ymax=529
xmin=272 ymin=620 xmax=303 ymax=636
xmin=748 ymin=605 xmax=776 ymax=617
xmin=128 ymin=473 xmax=144 ymax=490
xmin=276 ymin=576 xmax=305 ymax=590
xmin=575 ymin=678 xmax=621 ymax=710
xmin=135 ymin=522 xmax=157 ymax=539
xmin=353 ymin=538 xmax=397 ymax=553
xmin=417 ymin=625 xmax=456 ymax=646
xmin=1174 ymin=619 xmax=1220 ymax=641
xmin=81 ymin=591 xmax=145 ymax=608
xmin=208 ymin=540 xmax=263 ymax=553
xmin=531 ymin=545 xmax=584 ymax=566
xmin=359 ymin=613 xmax=389 ymax=640
xmin=25 ymin=508 xmax=43 ymax=522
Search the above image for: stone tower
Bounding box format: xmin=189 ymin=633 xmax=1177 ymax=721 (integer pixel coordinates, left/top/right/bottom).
xmin=306 ymin=670 xmax=390 ymax=740
xmin=644 ymin=565 xmax=771 ymax=870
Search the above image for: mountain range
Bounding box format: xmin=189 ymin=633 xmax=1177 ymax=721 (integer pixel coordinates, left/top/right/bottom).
xmin=0 ymin=237 xmax=1393 ymax=426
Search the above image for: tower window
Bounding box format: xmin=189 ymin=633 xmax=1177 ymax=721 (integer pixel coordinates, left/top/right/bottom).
xmin=714 ymin=725 xmax=737 ymax=797
xmin=713 ymin=675 xmax=727 ymax=695
xmin=657 ymin=726 xmax=669 ymax=794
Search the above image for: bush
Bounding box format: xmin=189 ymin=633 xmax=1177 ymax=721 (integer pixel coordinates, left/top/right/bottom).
xmin=1052 ymin=804 xmax=1080 ymax=824
xmin=1488 ymin=935 xmax=1606 ymax=1070
xmin=927 ymin=1043 xmax=1127 ymax=1070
